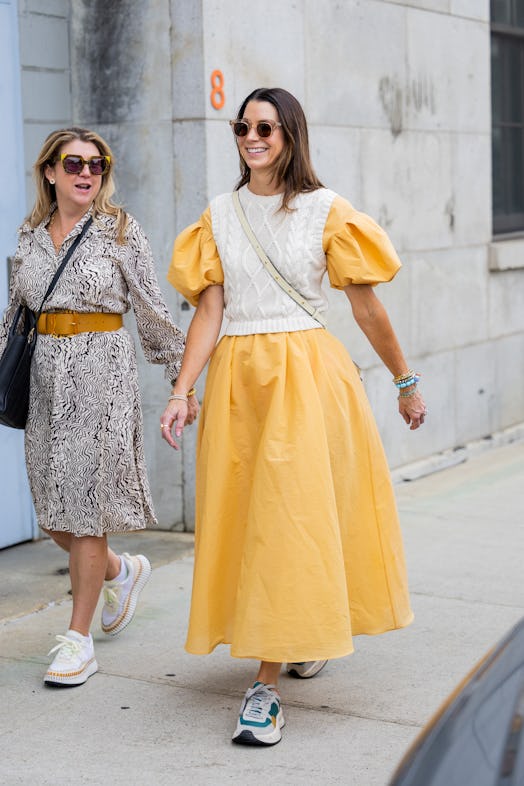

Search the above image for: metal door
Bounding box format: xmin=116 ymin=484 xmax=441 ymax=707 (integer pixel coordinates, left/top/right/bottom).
xmin=0 ymin=0 xmax=38 ymax=547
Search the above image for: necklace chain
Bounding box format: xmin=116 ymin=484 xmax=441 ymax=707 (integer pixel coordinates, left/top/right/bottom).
xmin=49 ymin=211 xmax=66 ymax=251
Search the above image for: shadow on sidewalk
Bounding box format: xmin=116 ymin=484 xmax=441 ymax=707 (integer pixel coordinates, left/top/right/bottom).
xmin=0 ymin=530 xmax=194 ymax=623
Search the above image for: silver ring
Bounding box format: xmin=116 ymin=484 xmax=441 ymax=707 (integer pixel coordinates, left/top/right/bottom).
xmin=160 ymin=424 xmax=168 ymax=429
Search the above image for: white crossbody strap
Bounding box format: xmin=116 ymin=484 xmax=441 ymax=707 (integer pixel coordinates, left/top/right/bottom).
xmin=232 ymin=191 xmax=327 ymax=328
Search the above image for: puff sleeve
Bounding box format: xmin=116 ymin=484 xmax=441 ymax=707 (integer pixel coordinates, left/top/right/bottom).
xmin=324 ymin=195 xmax=402 ymax=289
xmin=168 ymin=207 xmax=224 ymax=307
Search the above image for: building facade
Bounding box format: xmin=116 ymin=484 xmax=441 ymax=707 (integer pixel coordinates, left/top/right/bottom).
xmin=1 ymin=0 xmax=522 ymax=543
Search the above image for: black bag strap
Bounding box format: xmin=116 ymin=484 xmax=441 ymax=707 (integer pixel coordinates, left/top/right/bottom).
xmin=36 ymin=216 xmax=93 ymax=318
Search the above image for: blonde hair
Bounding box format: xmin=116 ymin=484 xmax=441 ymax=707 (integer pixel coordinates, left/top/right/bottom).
xmin=28 ymin=127 xmax=129 ymax=244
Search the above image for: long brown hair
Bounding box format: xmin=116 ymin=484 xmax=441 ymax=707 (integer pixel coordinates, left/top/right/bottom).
xmin=234 ymin=87 xmax=323 ymax=211
xmin=28 ymin=127 xmax=129 ymax=244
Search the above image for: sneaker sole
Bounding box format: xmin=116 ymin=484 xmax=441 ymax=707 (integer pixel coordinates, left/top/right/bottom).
xmin=102 ymin=555 xmax=152 ymax=636
xmin=232 ymin=710 xmax=285 ymax=746
xmin=44 ymin=657 xmax=98 ymax=687
xmin=287 ymin=660 xmax=328 ymax=679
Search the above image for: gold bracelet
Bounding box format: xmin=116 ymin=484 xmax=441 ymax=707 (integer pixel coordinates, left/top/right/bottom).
xmin=168 ymin=388 xmax=195 ymax=402
xmin=393 ymin=369 xmax=414 ymax=384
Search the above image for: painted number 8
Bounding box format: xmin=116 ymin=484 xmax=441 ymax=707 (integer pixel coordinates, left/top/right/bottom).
xmin=210 ymin=69 xmax=225 ymax=110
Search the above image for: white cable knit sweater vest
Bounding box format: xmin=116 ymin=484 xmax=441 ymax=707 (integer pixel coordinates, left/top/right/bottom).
xmin=210 ymin=185 xmax=337 ymax=335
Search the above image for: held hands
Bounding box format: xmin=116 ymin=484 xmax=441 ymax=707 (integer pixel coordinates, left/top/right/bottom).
xmin=186 ymin=394 xmax=200 ymax=424
xmin=160 ymin=394 xmax=200 ymax=450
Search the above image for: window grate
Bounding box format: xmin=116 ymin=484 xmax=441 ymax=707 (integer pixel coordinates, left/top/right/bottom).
xmin=491 ymin=0 xmax=524 ymax=233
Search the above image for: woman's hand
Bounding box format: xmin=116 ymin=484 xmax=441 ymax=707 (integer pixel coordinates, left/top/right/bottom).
xmin=160 ymin=399 xmax=190 ymax=450
xmin=186 ymin=394 xmax=200 ymax=425
xmin=398 ymin=389 xmax=427 ymax=430
xmin=160 ymin=284 xmax=223 ymax=449
xmin=344 ymin=285 xmax=428 ymax=432
xmin=160 ymin=394 xmax=200 ymax=449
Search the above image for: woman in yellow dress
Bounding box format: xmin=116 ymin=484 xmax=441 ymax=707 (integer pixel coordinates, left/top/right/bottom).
xmin=162 ymin=87 xmax=426 ymax=746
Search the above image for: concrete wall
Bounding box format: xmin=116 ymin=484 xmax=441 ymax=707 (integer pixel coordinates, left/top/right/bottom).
xmin=16 ymin=0 xmax=524 ymax=531
xmin=18 ymin=0 xmax=72 ymax=203
xmin=16 ymin=0 xmax=189 ymax=529
xmin=196 ymin=0 xmax=513 ymax=473
xmin=69 ymin=0 xmax=188 ymax=529
xmin=201 ymin=0 xmax=523 ymax=467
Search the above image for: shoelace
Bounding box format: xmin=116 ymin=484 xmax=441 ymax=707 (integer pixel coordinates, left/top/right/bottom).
xmin=102 ymin=586 xmax=119 ymax=608
xmin=103 ymin=557 xmax=131 ymax=608
xmin=47 ymin=635 xmax=83 ymax=658
xmin=241 ymin=684 xmax=279 ymax=722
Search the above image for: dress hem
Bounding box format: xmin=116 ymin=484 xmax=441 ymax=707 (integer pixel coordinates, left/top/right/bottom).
xmin=184 ymin=642 xmax=355 ymax=661
xmin=184 ymin=612 xmax=414 ymax=660
xmin=38 ymin=521 xmax=149 ymax=537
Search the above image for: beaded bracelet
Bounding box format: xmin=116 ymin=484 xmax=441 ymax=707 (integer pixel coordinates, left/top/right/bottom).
xmin=394 ymin=373 xmax=420 ymax=389
xmin=398 ymin=387 xmax=419 ymax=398
xmin=168 ymin=388 xmax=196 ymax=403
xmin=397 ymin=377 xmax=420 ymax=389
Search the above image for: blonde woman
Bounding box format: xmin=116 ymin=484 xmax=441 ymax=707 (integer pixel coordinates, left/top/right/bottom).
xmin=0 ymin=127 xmax=193 ymax=686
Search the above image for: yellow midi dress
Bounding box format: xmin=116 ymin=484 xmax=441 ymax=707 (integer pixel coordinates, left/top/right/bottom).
xmin=169 ymin=187 xmax=413 ymax=662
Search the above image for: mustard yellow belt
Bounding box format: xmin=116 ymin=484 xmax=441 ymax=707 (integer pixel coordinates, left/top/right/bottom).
xmin=37 ymin=311 xmax=123 ymax=336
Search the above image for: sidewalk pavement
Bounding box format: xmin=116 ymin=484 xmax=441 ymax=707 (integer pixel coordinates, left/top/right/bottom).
xmin=1 ymin=439 xmax=523 ymax=786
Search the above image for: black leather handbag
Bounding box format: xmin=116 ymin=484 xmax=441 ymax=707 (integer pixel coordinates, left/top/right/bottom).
xmin=0 ymin=305 xmax=37 ymax=429
xmin=0 ymin=217 xmax=93 ymax=430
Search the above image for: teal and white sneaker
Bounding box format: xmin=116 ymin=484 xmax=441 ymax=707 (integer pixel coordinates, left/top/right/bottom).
xmin=232 ymin=682 xmax=285 ymax=746
xmin=286 ymin=660 xmax=328 ymax=679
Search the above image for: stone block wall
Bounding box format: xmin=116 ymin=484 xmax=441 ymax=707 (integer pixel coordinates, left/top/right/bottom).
xmin=69 ymin=0 xmax=188 ymax=529
xmin=17 ymin=0 xmax=72 ymax=204
xmin=16 ymin=0 xmax=523 ymax=531
xmin=194 ymin=0 xmax=514 ymax=473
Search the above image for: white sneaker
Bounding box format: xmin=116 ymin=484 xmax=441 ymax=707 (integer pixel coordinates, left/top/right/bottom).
xmin=232 ymin=682 xmax=285 ymax=746
xmin=44 ymin=630 xmax=98 ymax=687
xmin=286 ymin=660 xmax=328 ymax=679
xmin=101 ymin=553 xmax=151 ymax=636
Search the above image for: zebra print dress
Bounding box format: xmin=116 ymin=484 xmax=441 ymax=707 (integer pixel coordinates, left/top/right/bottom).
xmin=0 ymin=208 xmax=185 ymax=535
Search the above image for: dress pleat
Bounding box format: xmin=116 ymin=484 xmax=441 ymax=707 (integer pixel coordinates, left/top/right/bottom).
xmin=170 ymin=187 xmax=413 ymax=663
xmin=186 ymin=330 xmax=413 ymax=661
